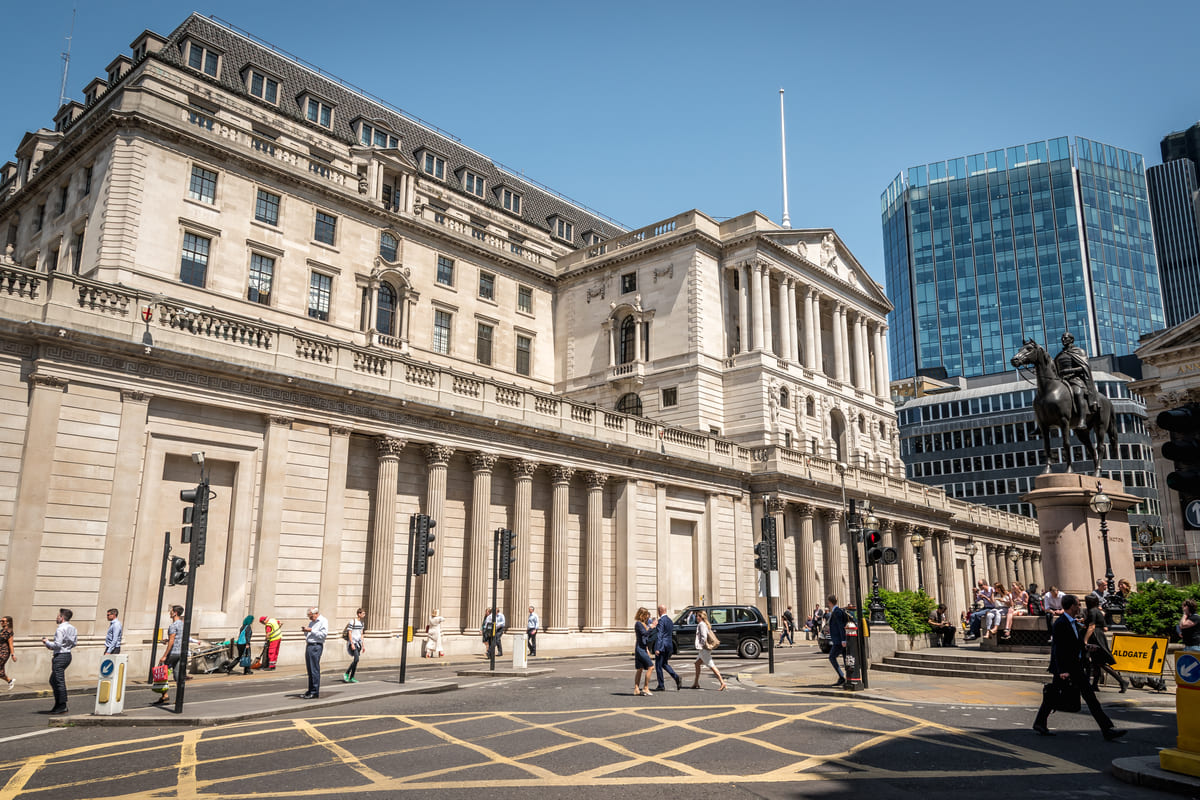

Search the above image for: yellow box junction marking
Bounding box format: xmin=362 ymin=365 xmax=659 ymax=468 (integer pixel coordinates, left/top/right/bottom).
xmin=1109 ymin=633 xmax=1168 ymax=674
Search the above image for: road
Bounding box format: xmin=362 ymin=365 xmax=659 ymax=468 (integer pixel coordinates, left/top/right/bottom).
xmin=0 ymin=647 xmax=1178 ymax=799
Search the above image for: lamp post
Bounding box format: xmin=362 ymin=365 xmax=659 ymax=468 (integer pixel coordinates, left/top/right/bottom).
xmin=910 ymin=530 xmax=925 ymax=593
xmin=1005 ymin=546 xmax=1020 ymax=586
xmin=836 ymin=461 xmax=869 ymax=690
xmin=1089 ymin=482 xmax=1125 ymax=628
xmin=966 ymin=538 xmax=978 ymax=591
xmin=863 ymin=505 xmax=887 ymax=625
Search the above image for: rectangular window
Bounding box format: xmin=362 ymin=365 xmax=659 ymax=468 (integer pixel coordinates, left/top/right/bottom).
xmin=83 ymin=165 xmax=92 ymax=195
xmin=47 ymin=246 xmax=59 ymax=273
xmin=314 ymin=211 xmax=337 ymax=245
xmin=423 ymin=153 xmax=445 ymax=179
xmin=305 ymin=98 xmax=333 ymax=128
xmin=433 ymin=309 xmax=452 ymax=354
xmin=187 ymin=42 xmax=219 ymax=77
xmin=247 ymin=253 xmax=274 ymax=305
xmin=554 ymin=218 xmax=573 ymax=241
xmin=35 ymin=204 xmax=44 ymax=231
xmin=188 ymin=166 xmax=218 ymax=204
xmin=502 ymin=188 xmax=521 ymax=214
xmin=248 ymin=71 xmax=279 ymax=104
xmin=662 ymin=387 xmax=678 ymax=407
xmin=476 ymin=322 xmax=493 ymax=365
xmin=71 ymin=230 xmax=84 ymax=274
xmin=517 ymin=285 xmax=533 ymax=314
xmin=464 ymin=171 xmax=485 ymax=197
xmin=254 ymin=189 xmax=280 ymax=225
xmin=359 ymin=123 xmax=398 ymax=149
xmin=436 ymin=255 xmax=454 ymax=286
xmin=58 ymin=185 xmax=69 ymax=215
xmin=516 ymin=334 xmax=531 ymax=376
xmin=621 ymin=272 xmax=637 ymax=293
xmin=180 ymin=232 xmax=210 ymax=287
xmin=308 ymin=271 xmax=332 ymax=321
xmin=478 ymin=271 xmax=495 ymax=301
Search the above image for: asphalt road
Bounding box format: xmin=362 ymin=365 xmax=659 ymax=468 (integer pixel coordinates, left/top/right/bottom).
xmin=0 ymin=648 xmax=1179 ymax=800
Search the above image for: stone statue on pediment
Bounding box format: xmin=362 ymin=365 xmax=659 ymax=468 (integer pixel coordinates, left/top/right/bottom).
xmin=796 ymin=241 xmax=808 ymax=259
xmin=820 ymin=233 xmax=837 ymax=269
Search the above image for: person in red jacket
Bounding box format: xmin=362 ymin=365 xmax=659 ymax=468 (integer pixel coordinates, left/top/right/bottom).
xmin=260 ymin=616 xmax=282 ymax=669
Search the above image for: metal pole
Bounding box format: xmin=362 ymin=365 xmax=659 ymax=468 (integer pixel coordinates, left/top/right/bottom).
xmin=174 ymin=475 xmax=207 ymax=715
xmin=148 ymin=531 xmax=170 ymax=683
xmin=490 ymin=529 xmax=499 ymax=672
xmin=763 ymin=500 xmax=776 ymax=676
xmin=1100 ymin=509 xmax=1114 ymax=595
xmin=399 ymin=514 xmax=416 ymax=684
xmin=848 ymin=498 xmax=869 ymax=690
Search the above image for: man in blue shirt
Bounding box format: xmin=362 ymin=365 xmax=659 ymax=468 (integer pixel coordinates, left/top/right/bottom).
xmin=41 ymin=608 xmax=77 ymax=714
xmin=484 ymin=609 xmax=506 ymax=658
xmin=104 ymin=608 xmax=123 ymax=655
xmin=826 ymin=594 xmax=849 ymax=687
xmin=526 ymin=607 xmax=539 ymax=657
xmin=301 ymin=606 xmax=328 ymax=699
xmin=651 ymin=604 xmax=681 ymax=691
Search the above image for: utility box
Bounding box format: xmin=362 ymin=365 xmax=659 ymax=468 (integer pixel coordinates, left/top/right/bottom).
xmin=94 ymin=654 xmax=129 ymax=715
xmin=510 ymin=633 xmax=527 ymax=669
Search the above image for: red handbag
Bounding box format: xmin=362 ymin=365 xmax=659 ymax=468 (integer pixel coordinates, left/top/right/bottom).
xmin=151 ymin=664 xmax=169 ymax=683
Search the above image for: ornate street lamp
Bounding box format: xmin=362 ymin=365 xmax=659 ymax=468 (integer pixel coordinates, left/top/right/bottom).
xmin=910 ymin=530 xmax=925 ymax=593
xmin=1005 ymin=545 xmax=1020 ymax=584
xmin=966 ymin=538 xmax=978 ymax=592
xmin=863 ymin=504 xmax=887 ymax=625
xmin=1089 ymin=482 xmax=1124 ymax=627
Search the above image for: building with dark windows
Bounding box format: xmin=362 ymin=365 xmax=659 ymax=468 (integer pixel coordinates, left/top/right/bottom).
xmin=1148 ymin=122 xmax=1200 ymax=327
xmin=896 ymin=356 xmax=1161 ymax=539
xmin=882 ymin=137 xmax=1164 ymax=381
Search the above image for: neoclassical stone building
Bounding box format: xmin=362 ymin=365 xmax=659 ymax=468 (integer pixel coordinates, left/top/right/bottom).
xmin=0 ymin=14 xmax=1038 ymax=676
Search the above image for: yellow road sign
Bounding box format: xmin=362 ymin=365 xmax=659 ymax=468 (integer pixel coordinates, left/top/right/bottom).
xmin=1109 ymin=633 xmax=1169 ymax=674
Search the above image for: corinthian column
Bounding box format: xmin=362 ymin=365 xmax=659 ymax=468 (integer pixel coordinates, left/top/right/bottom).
xmin=509 ymin=459 xmax=538 ymax=621
xmin=803 ymin=289 xmax=816 ymax=368
xmin=583 ymin=471 xmax=607 ymax=631
xmin=418 ymin=444 xmax=454 ymax=627
xmin=920 ymin=528 xmax=938 ymax=596
xmin=737 ymin=266 xmax=750 ymax=354
xmin=787 ymin=279 xmax=800 ymax=364
xmin=896 ymin=522 xmax=916 ymax=591
xmin=832 ymin=304 xmax=846 ymax=382
xmin=467 ymin=452 xmax=498 ymax=630
xmin=936 ymin=531 xmax=957 ymax=618
xmin=812 ymin=294 xmax=825 ymax=374
xmin=368 ymin=436 xmax=405 ymax=632
xmin=821 ymin=508 xmax=844 ymax=601
xmin=548 ymin=465 xmax=575 ymax=632
xmin=778 ymin=278 xmax=793 ymax=362
xmin=880 ymin=519 xmax=899 ymax=592
xmin=749 ymin=263 xmax=763 ymax=351
xmin=795 ymin=504 xmax=820 ymax=620
xmin=761 ymin=266 xmax=774 ymax=355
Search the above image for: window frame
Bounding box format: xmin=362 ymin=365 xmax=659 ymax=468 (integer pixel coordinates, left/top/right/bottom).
xmin=476 ymin=321 xmax=494 ymax=366
xmin=313 ymin=210 xmax=337 ymax=246
xmin=247 ymin=251 xmax=275 ymax=306
xmin=515 ymin=334 xmax=532 ymax=376
xmin=82 ymin=165 xmax=93 ymax=196
xmin=436 ymin=255 xmax=455 ymax=287
xmin=254 ymin=188 xmax=280 ymax=226
xmin=517 ymin=285 xmax=533 ymax=314
xmin=621 ymin=272 xmax=637 ymax=293
xmin=301 ymin=95 xmax=335 ymax=129
xmin=180 ymin=230 xmax=212 ymax=288
xmin=478 ymin=271 xmax=496 ymax=302
xmin=379 ymin=231 xmax=399 ymax=262
xmin=70 ymin=229 xmax=84 ymax=274
xmin=501 ymin=188 xmax=522 ymax=214
xmin=376 ymin=282 xmax=398 ymax=335
xmin=432 ymin=308 xmax=453 ymax=354
xmin=307 ymin=270 xmax=333 ymax=321
xmin=662 ymin=387 xmax=678 ymax=407
xmin=463 ymin=170 xmax=485 ymax=198
xmin=422 ymin=152 xmax=446 ymax=180
xmin=57 ymin=185 xmax=69 ymax=216
xmin=186 ymin=41 xmax=221 ymax=78
xmin=247 ymin=69 xmax=280 ymax=104
xmin=358 ymin=121 xmax=399 ymax=149
xmin=188 ymin=164 xmax=219 ymax=205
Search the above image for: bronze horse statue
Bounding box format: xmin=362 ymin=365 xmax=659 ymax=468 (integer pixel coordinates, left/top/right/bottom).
xmin=1010 ymin=339 xmax=1117 ymax=476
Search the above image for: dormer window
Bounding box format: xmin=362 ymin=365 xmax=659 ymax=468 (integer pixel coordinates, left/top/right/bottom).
xmin=582 ymin=229 xmax=604 ymax=246
xmin=184 ymin=41 xmax=220 ymax=78
xmin=83 ymin=78 xmax=107 ymax=106
xmin=501 ymin=187 xmax=522 ymax=215
xmin=246 ymin=69 xmax=280 ymax=104
xmin=463 ymin=170 xmax=485 ymax=198
xmin=548 ymin=216 xmax=574 ymax=243
xmin=304 ymin=97 xmax=334 ymax=128
xmin=356 ymin=121 xmax=399 ymax=149
xmin=421 ymin=151 xmax=446 ymax=180
xmin=106 ymin=55 xmax=132 ymax=85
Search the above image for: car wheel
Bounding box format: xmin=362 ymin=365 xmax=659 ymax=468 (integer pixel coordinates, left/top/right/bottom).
xmin=738 ymin=638 xmax=761 ymax=659
xmin=819 ymin=641 xmax=830 ymax=654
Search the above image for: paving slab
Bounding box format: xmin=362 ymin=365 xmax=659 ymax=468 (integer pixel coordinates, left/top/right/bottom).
xmin=1112 ymin=755 xmax=1200 ymax=796
xmin=455 ymin=667 xmax=555 ymax=678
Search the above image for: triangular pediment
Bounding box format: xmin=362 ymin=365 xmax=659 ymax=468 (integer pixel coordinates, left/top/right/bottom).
xmin=761 ymin=228 xmax=891 ymax=312
xmin=1135 ymin=313 xmax=1200 ymax=362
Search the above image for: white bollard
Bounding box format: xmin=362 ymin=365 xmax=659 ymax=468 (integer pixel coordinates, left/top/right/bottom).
xmin=94 ymin=654 xmax=129 ymax=715
xmin=511 ymin=633 xmax=527 ymax=669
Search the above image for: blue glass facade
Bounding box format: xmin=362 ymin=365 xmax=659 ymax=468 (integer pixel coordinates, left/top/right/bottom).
xmin=883 ymin=137 xmax=1164 ymax=380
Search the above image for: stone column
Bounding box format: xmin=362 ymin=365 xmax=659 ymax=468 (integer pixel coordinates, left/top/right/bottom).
xmin=919 ymin=529 xmax=937 ymax=595
xmin=467 ymin=452 xmax=498 ymax=631
xmin=509 ymin=459 xmax=538 ymax=621
xmin=821 ymin=508 xmax=844 ymax=601
xmin=851 ymin=313 xmax=863 ymax=389
xmin=749 ymin=263 xmax=763 ymax=352
xmin=98 ymin=390 xmax=152 ymax=620
xmin=548 ymin=465 xmax=575 ymax=632
xmin=936 ymin=531 xmax=956 ymax=617
xmin=813 ymin=294 xmax=825 ymax=375
xmin=367 ymin=436 xmax=404 ymax=632
xmin=1004 ymin=547 xmax=1018 ymax=586
xmin=251 ymin=415 xmax=293 ymax=616
xmin=737 ymin=267 xmax=749 ymax=354
xmin=769 ymin=497 xmax=792 ymax=609
xmin=832 ymin=304 xmax=846 ymax=383
xmin=879 ymin=519 xmax=899 ymax=592
xmin=583 ymin=470 xmax=607 ymax=631
xmin=802 ymin=287 xmax=814 ymax=368
xmin=858 ymin=316 xmax=870 ymax=390
xmin=1033 ymin=553 xmax=1046 ymax=589
xmin=761 ymin=266 xmax=774 ymax=355
xmin=318 ymin=426 xmax=352 ymax=618
xmin=895 ymin=523 xmax=916 ymax=592
xmin=986 ymin=543 xmax=1001 ymax=586
xmin=417 ymin=445 xmax=454 ymax=626
xmin=787 ymin=279 xmax=800 ymax=364
xmin=795 ymin=504 xmax=821 ymax=621
xmin=873 ymin=324 xmax=887 ymax=397
xmin=778 ymin=277 xmax=793 ymax=362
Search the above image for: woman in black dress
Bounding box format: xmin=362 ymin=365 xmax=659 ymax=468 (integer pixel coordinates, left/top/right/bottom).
xmin=1083 ymin=594 xmax=1127 ymax=692
xmin=633 ymin=607 xmax=654 ymax=695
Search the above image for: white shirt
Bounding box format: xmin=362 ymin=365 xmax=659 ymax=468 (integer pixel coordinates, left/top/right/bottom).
xmin=695 ymin=621 xmax=712 ymax=651
xmin=45 ymin=621 xmax=77 ymax=654
xmin=527 ymin=612 xmax=539 ymax=630
xmin=1043 ymin=591 xmax=1064 ymax=611
xmin=305 ymin=615 xmax=328 ymax=644
xmin=346 ymin=618 xmax=364 ymax=645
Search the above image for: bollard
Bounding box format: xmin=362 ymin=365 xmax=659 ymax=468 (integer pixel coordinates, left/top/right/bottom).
xmin=1160 ymin=651 xmax=1200 ymax=778
xmin=94 ymin=654 xmax=129 ymax=715
xmin=843 ymin=620 xmax=862 ymax=690
xmin=511 ymin=632 xmax=527 ymax=669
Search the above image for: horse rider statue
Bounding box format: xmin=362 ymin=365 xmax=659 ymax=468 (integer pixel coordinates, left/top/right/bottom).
xmin=1053 ymin=332 xmax=1098 ymax=429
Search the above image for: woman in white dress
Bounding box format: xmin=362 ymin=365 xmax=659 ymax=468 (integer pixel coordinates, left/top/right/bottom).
xmin=690 ymin=610 xmax=727 ymax=690
xmin=425 ymin=609 xmax=445 ymax=658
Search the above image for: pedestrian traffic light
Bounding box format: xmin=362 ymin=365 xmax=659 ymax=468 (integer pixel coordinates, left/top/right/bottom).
xmin=169 ymin=555 xmax=189 ymax=585
xmin=179 ymin=481 xmax=209 ymax=567
xmin=864 ymin=528 xmax=884 ymax=565
xmin=413 ymin=514 xmax=436 ymax=576
xmin=497 ymin=528 xmax=516 ymax=581
xmin=760 ymin=516 xmax=778 ymax=570
xmin=1160 ymin=404 xmax=1200 ymax=499
xmin=754 ymin=533 xmax=776 ymax=573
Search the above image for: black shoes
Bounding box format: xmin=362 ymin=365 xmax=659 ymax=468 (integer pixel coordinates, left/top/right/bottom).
xmin=1032 ymin=724 xmax=1054 ymax=736
xmin=49 ymin=707 xmax=68 ymax=715
xmin=1103 ymin=729 xmax=1126 ymax=741
xmin=651 ymin=686 xmax=666 ymax=692
xmin=832 ymin=677 xmax=846 ymax=687
xmin=674 ymin=676 xmax=682 ymax=691
xmin=300 ymin=693 xmax=320 ymax=699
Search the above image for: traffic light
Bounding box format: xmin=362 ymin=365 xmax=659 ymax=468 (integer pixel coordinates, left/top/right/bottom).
xmin=754 ymin=540 xmax=770 ymax=573
xmin=1160 ymin=404 xmax=1200 ymax=498
xmin=497 ymin=528 xmax=516 ymax=581
xmin=169 ymin=555 xmax=189 ymax=585
xmin=760 ymin=517 xmax=778 ymax=570
xmin=864 ymin=528 xmax=884 ymax=565
xmin=413 ymin=514 xmax=436 ymax=576
xmin=180 ymin=481 xmax=209 ymax=567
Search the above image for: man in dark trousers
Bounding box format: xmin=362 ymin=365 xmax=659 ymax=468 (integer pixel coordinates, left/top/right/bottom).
xmin=651 ymin=604 xmax=681 ymax=691
xmin=778 ymin=606 xmax=795 ymax=646
xmin=1032 ymin=593 xmax=1124 ymax=739
xmin=826 ymin=595 xmax=849 ymax=687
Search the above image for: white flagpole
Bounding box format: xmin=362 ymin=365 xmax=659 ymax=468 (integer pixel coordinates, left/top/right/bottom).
xmin=779 ymin=88 xmax=791 ymax=229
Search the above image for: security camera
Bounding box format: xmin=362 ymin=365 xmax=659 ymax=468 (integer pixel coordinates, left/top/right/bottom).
xmin=191 ymin=452 xmax=205 ymax=468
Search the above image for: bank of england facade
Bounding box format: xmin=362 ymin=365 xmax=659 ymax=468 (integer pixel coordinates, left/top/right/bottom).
xmin=0 ymin=14 xmax=1038 ymax=673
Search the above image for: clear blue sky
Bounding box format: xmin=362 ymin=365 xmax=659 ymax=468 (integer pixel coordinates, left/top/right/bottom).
xmin=2 ymin=1 xmax=1197 ymax=288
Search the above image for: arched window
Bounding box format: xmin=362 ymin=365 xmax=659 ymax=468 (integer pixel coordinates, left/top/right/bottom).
xmin=376 ymin=283 xmax=397 ymax=335
xmin=379 ymin=232 xmax=398 ymax=262
xmin=830 ymin=410 xmax=847 ymax=463
xmin=780 ymin=388 xmax=790 ymax=409
xmin=619 ymin=315 xmax=637 ymax=364
xmin=616 ymin=392 xmax=643 ymax=416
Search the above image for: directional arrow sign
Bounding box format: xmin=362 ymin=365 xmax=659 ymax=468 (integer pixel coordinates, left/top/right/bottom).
xmin=1109 ymin=634 xmax=1169 ymax=675
xmin=1178 ymin=653 xmax=1200 ymax=686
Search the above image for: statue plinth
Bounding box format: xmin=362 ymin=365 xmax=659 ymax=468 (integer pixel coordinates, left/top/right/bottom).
xmin=1021 ymin=474 xmax=1137 ymax=595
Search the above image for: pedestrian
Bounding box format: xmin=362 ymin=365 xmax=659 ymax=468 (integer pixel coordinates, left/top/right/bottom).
xmin=154 ymin=605 xmax=184 ymax=705
xmin=1032 ymin=594 xmax=1125 ymax=739
xmin=344 ymin=607 xmax=365 ymax=682
xmin=1042 ymin=585 xmax=1065 ymax=637
xmin=1116 ymin=578 xmax=1133 ymax=601
xmin=778 ymin=605 xmax=795 ymax=646
xmin=425 ymin=609 xmax=444 ymax=658
xmin=1082 ymin=594 xmax=1126 ymax=693
xmin=0 ymin=615 xmax=16 ymax=690
xmin=228 ymin=615 xmax=254 ymax=675
xmin=1002 ymin=581 xmax=1029 ymax=639
xmin=42 ymin=608 xmax=76 ymax=714
xmin=301 ymin=606 xmax=327 ymax=699
xmin=689 ymin=610 xmax=727 ymax=690
xmin=104 ymin=608 xmax=122 ymax=655
xmin=632 ymin=607 xmax=653 ymax=695
xmin=259 ymin=615 xmax=282 ymax=669
xmin=526 ymin=606 xmax=539 ymax=657
xmin=483 ymin=608 xmax=506 ymax=657
xmin=651 ymin=603 xmax=681 ymax=691
xmin=1088 ymin=578 xmax=1109 ymax=604
xmin=826 ymin=594 xmax=849 ymax=687
xmin=1180 ymin=599 xmax=1200 ymax=650
xmin=809 ymin=605 xmax=824 ymax=641
xmin=928 ymin=603 xmax=956 ymax=647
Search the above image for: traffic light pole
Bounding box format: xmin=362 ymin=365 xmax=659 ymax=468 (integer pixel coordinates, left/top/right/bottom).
xmin=174 ymin=477 xmax=208 ymax=713
xmin=148 ymin=531 xmax=170 ymax=683
xmin=399 ymin=515 xmax=417 ymax=684
xmin=848 ymin=499 xmax=869 ymax=690
xmin=490 ymin=529 xmax=499 ymax=672
xmin=765 ymin=514 xmax=776 ymax=676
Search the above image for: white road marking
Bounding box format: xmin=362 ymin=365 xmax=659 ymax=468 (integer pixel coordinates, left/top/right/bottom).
xmin=0 ymin=728 xmax=62 ymax=745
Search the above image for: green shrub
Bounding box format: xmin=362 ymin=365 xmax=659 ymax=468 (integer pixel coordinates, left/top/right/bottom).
xmin=1124 ymin=581 xmax=1200 ymax=639
xmin=869 ymin=589 xmax=936 ymax=636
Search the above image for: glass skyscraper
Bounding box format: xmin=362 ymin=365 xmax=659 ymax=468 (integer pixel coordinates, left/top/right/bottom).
xmin=883 ymin=137 xmax=1164 ymax=380
xmin=1147 ymin=123 xmax=1200 ymax=327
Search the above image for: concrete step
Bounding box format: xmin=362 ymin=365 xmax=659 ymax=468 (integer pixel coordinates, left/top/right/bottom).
xmin=886 ymin=650 xmax=1047 ymax=668
xmin=872 ymin=662 xmax=1050 ymax=683
xmin=880 ymin=656 xmax=1049 ymax=677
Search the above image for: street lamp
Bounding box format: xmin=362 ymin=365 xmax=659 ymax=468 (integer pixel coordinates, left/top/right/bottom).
xmin=1088 ymin=482 xmax=1125 ymax=628
xmin=910 ymin=530 xmax=925 ymax=592
xmin=966 ymin=538 xmax=978 ymax=591
xmin=835 ymin=461 xmax=869 ymax=690
xmin=1005 ymin=546 xmax=1020 ymax=585
xmin=863 ymin=504 xmax=887 ymax=625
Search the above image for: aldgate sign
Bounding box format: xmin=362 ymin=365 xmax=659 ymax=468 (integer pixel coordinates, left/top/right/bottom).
xmin=1109 ymin=633 xmax=1169 ymax=674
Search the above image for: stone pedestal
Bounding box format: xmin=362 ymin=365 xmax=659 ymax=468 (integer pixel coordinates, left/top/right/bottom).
xmin=1022 ymin=474 xmax=1137 ymax=595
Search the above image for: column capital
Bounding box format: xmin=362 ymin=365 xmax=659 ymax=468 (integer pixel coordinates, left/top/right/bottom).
xmin=329 ymin=425 xmax=352 ymax=437
xmin=267 ymin=415 xmax=294 ymax=428
xmin=934 ymin=529 xmax=951 ymax=543
xmin=120 ymin=389 xmax=151 ymax=404
xmin=549 ymin=465 xmax=576 ymax=485
xmin=28 ymin=372 xmax=68 ymax=389
xmin=468 ymin=451 xmax=499 ymax=473
xmin=509 ymin=458 xmax=539 ymax=479
xmin=583 ymin=470 xmax=607 ymax=490
xmin=423 ymin=444 xmax=455 ymax=466
xmin=794 ymin=502 xmax=816 ymax=519
xmin=879 ymin=518 xmax=894 ymax=533
xmin=821 ymin=507 xmax=843 ymax=523
xmin=767 ymin=497 xmax=788 ymax=515
xmin=893 ymin=521 xmax=912 ymax=536
xmin=375 ymin=436 xmax=405 ymax=458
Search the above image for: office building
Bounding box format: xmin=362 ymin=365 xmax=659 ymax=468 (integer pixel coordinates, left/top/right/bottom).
xmin=1148 ymin=122 xmax=1200 ymax=327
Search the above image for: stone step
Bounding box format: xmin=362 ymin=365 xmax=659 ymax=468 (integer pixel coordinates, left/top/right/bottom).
xmin=886 ymin=650 xmax=1047 ymax=668
xmin=880 ymin=655 xmax=1049 ymax=677
xmin=872 ymin=662 xmax=1050 ymax=683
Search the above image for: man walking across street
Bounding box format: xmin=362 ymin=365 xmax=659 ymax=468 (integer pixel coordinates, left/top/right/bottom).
xmin=1032 ymin=594 xmax=1124 ymax=739
xmin=826 ymin=595 xmax=849 ymax=687
xmin=526 ymin=607 xmax=539 ymax=657
xmin=301 ymin=607 xmax=327 ymax=699
xmin=154 ymin=605 xmax=184 ymax=706
xmin=484 ymin=608 xmax=506 ymax=658
xmin=260 ymin=615 xmax=282 ymax=669
xmin=778 ymin=606 xmax=795 ymax=646
xmin=104 ymin=608 xmax=122 ymax=655
xmin=651 ymin=604 xmax=681 ymax=691
xmin=41 ymin=608 xmax=76 ymax=714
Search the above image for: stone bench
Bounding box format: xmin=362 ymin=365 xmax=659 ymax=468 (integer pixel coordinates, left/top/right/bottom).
xmin=979 ymin=614 xmax=1050 ymax=653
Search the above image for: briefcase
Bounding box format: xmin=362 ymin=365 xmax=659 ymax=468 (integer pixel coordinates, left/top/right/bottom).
xmin=1043 ymin=677 xmax=1080 ymax=713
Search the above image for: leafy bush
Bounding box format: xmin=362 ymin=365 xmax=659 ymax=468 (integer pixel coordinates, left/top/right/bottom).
xmin=1124 ymin=581 xmax=1200 ymax=639
xmin=869 ymin=589 xmax=937 ymax=636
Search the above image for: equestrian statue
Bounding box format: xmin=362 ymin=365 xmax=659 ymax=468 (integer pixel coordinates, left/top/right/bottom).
xmin=1010 ymin=333 xmax=1117 ymax=476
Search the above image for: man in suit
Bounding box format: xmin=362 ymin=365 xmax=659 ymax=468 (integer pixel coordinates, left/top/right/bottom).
xmin=1032 ymin=594 xmax=1124 ymax=739
xmin=826 ymin=594 xmax=849 ymax=687
xmin=651 ymin=604 xmax=682 ymax=691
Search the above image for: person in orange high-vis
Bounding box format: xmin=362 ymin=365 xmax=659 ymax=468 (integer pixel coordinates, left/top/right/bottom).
xmin=260 ymin=616 xmax=282 ymax=669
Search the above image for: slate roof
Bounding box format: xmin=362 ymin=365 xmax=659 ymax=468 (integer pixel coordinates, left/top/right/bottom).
xmin=155 ymin=14 xmax=626 ymax=247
